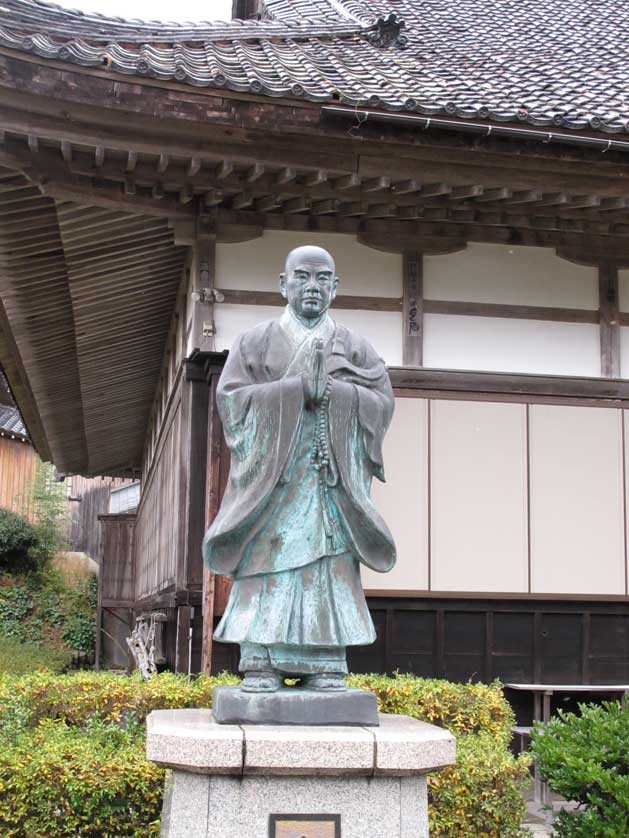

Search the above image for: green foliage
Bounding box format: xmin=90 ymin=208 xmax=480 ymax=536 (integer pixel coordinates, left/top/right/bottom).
xmin=0 ymin=635 xmax=72 ymax=676
xmin=0 ymin=569 xmax=98 ymax=666
xmin=0 ymin=508 xmax=39 ymax=573
xmin=22 ymin=461 xmax=68 ymax=568
xmin=532 ymin=700 xmax=629 ymax=837
xmin=0 ymin=670 xmax=240 ymax=732
xmin=0 ymin=671 xmax=529 ymax=838
xmin=348 ymin=673 xmax=530 ymax=837
xmin=0 ymin=719 xmax=163 ymax=838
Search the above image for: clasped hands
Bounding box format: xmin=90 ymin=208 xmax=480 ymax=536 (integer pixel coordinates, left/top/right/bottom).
xmin=302 ymin=339 xmax=329 ymax=408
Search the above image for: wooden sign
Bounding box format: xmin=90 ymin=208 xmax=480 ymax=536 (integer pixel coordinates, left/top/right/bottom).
xmin=269 ymin=814 xmax=341 ymax=837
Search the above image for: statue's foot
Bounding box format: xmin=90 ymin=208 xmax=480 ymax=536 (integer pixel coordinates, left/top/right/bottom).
xmin=302 ymin=673 xmax=347 ymax=692
xmin=241 ymin=670 xmax=283 ymax=693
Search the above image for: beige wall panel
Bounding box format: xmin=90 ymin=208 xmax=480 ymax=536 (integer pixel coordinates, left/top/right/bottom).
xmin=619 ymin=269 xmax=629 ymax=312
xmin=216 ymin=230 xmax=402 ymax=296
xmin=214 ymin=304 xmax=402 ymax=364
xmin=332 ymin=310 xmax=403 ymax=366
xmin=620 ymin=327 xmax=629 ymax=380
xmin=424 ymin=314 xmax=600 ymax=376
xmin=530 ymin=405 xmax=625 ymax=595
xmin=362 ymin=397 xmax=429 ymax=592
xmin=424 ymin=243 xmax=598 ymax=308
xmin=214 ymin=303 xmax=283 ymax=352
xmin=430 ymin=400 xmax=528 ymax=593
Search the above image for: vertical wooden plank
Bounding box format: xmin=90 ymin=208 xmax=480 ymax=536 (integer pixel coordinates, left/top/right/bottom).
xmin=190 ymin=213 xmax=217 ymax=354
xmin=484 ymin=611 xmax=494 ymax=682
xmin=581 ymin=611 xmax=591 ymax=685
xmin=402 ymin=250 xmax=423 ymax=366
xmin=435 ymin=608 xmax=445 ymax=678
xmin=599 ymin=263 xmax=620 ymax=377
xmin=201 ymin=373 xmax=222 ymax=674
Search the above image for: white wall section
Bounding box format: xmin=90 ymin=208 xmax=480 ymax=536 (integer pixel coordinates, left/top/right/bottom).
xmin=529 ymin=405 xmax=625 ymax=595
xmin=423 ymin=314 xmax=600 ymax=376
xmin=362 ymin=397 xmax=429 ymax=592
xmin=429 ymin=399 xmax=529 ymax=593
xmin=425 ymin=243 xmax=598 ymax=309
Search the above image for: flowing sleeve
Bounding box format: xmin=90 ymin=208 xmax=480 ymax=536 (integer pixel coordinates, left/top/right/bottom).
xmin=326 ymin=335 xmax=396 ymax=573
xmin=202 ymin=327 xmax=305 ymax=576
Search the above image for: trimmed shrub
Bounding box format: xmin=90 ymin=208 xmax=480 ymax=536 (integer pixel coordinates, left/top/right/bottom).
xmin=532 ymin=700 xmax=629 ymax=837
xmin=0 ymin=719 xmax=163 ymax=838
xmin=0 ymin=671 xmax=529 ymax=838
xmin=0 ymin=508 xmax=39 ymax=573
xmin=348 ymin=673 xmax=531 ymax=837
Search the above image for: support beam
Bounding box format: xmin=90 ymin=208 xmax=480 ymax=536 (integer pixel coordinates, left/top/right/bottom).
xmin=190 ymin=212 xmax=217 ymax=354
xmin=403 ymin=251 xmax=423 ymax=366
xmin=599 ymin=263 xmax=621 ymax=377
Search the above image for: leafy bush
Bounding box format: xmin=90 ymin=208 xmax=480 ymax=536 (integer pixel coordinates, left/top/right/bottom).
xmin=0 ymin=508 xmax=39 ymax=573
xmin=0 ymin=719 xmax=163 ymax=838
xmin=0 ymin=671 xmax=529 ymax=838
xmin=0 ymin=635 xmax=72 ymax=675
xmin=532 ymin=700 xmax=629 ymax=837
xmin=0 ymin=569 xmax=98 ymax=666
xmin=0 ymin=670 xmax=240 ymax=730
xmin=348 ymin=673 xmax=530 ymax=837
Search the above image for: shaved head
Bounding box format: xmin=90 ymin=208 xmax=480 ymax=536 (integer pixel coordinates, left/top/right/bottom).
xmin=285 ymin=245 xmax=335 ymax=274
xmin=280 ymin=244 xmax=339 ymax=323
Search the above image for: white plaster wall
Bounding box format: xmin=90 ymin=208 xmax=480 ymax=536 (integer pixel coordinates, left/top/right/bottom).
xmin=213 ymin=305 xmax=403 ymax=365
xmin=621 ymin=326 xmax=629 ymax=379
xmin=425 ymin=243 xmax=598 ymax=308
xmin=216 ymin=230 xmax=402 ymax=296
xmin=214 ymin=231 xmax=403 ymax=362
xmin=619 ymin=269 xmax=629 ymax=312
xmin=429 ymin=399 xmax=529 ymax=593
xmin=362 ymin=397 xmax=428 ymax=592
xmin=423 ymin=314 xmax=601 ymax=376
xmin=529 ymin=405 xmax=625 ymax=595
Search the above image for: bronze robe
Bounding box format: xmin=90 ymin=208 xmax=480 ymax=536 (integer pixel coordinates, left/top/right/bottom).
xmin=202 ymin=308 xmax=396 ymax=656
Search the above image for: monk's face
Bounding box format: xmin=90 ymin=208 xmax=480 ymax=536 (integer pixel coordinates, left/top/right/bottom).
xmin=280 ymin=247 xmax=338 ymax=320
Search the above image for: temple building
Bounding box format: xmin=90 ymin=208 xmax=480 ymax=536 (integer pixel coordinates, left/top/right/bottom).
xmin=1 ymin=0 xmax=629 ymax=685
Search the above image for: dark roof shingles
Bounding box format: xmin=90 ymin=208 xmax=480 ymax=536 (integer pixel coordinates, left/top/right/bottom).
xmin=1 ymin=0 xmax=629 ymax=133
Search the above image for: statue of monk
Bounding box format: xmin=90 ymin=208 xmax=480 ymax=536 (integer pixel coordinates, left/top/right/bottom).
xmin=202 ymin=245 xmax=396 ymax=693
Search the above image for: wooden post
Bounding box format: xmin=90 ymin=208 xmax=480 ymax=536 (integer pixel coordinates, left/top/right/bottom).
xmin=190 ymin=211 xmax=217 ymax=355
xmin=403 ymin=250 xmax=423 ymax=366
xmin=201 ymin=372 xmax=223 ymax=674
xmin=599 ymin=263 xmax=620 ymax=378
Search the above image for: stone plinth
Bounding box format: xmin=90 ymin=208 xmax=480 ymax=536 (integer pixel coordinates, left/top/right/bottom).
xmin=147 ymin=709 xmax=456 ymax=838
xmin=212 ymin=685 xmax=379 ymax=726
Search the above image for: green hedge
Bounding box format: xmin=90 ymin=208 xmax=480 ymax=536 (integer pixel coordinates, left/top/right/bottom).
xmin=0 ymin=671 xmax=530 ymax=838
xmin=348 ymin=674 xmax=530 ymax=837
xmin=532 ymin=700 xmax=629 ymax=837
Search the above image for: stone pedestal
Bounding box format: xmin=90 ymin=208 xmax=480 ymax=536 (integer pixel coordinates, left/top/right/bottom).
xmin=147 ymin=708 xmax=456 ymax=838
xmin=212 ymin=685 xmax=379 ymax=726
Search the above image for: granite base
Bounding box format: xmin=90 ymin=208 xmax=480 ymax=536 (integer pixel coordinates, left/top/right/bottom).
xmin=147 ymin=709 xmax=456 ymax=838
xmin=212 ymin=685 xmax=379 ymax=726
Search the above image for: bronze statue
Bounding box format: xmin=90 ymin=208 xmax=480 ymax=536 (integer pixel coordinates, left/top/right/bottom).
xmin=203 ymin=245 xmax=395 ymax=693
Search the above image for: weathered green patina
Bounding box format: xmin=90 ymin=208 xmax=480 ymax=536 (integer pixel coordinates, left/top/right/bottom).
xmin=202 ymin=246 xmax=396 ymax=693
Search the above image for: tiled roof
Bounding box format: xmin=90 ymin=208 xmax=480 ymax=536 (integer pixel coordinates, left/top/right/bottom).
xmin=1 ymin=0 xmax=629 ymax=133
xmin=0 ymin=404 xmax=28 ymax=439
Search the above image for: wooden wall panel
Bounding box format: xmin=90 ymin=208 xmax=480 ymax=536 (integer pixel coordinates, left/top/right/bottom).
xmin=430 ymin=400 xmax=529 ymax=593
xmin=530 ymin=405 xmax=625 ymax=595
xmin=0 ymin=437 xmax=36 ymax=514
xmin=347 ymin=597 xmax=629 ymax=696
xmin=362 ymin=397 xmax=428 ymax=592
xmin=134 ymin=393 xmax=182 ymax=601
xmin=99 ymin=514 xmax=135 ymax=603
